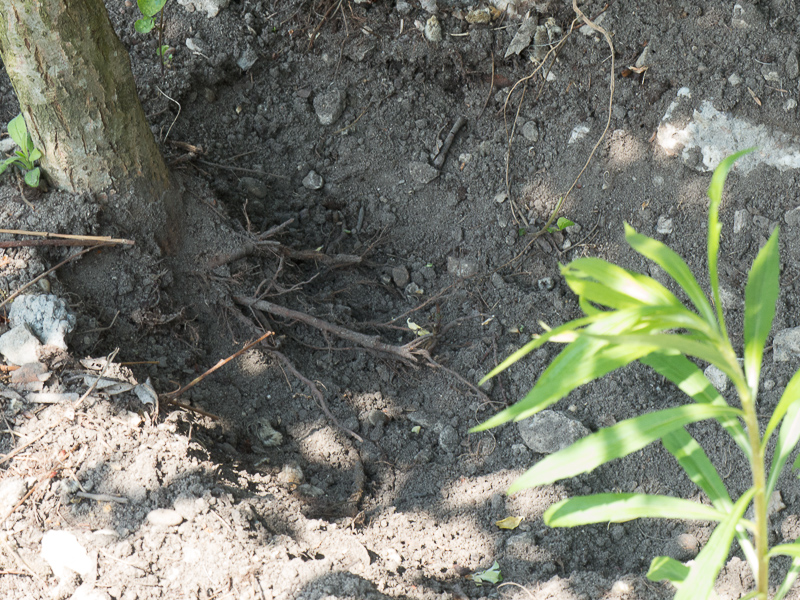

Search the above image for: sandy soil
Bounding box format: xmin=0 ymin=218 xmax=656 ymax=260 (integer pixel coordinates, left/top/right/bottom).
xmin=4 ymin=1 xmax=800 ymax=598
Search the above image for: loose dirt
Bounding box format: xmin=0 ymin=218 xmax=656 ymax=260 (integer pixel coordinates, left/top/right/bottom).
xmin=4 ymin=1 xmax=800 ymax=599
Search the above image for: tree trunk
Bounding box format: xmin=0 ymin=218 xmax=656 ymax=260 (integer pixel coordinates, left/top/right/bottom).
xmin=0 ymin=0 xmax=180 ymax=249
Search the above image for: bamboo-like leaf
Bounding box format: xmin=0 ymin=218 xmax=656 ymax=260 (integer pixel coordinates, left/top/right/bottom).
xmin=675 ymin=488 xmax=755 ymax=600
xmin=641 ymin=352 xmax=751 ymax=460
xmin=544 ymin=493 xmax=726 ymax=527
xmin=562 ymin=258 xmax=682 ymax=308
xmin=767 ymin=399 xmax=800 ymax=497
xmin=624 ymin=224 xmax=718 ymax=328
xmin=707 ymin=148 xmax=756 ymax=340
xmin=764 ymin=369 xmax=800 ymax=444
xmin=743 ymin=228 xmax=779 ymax=391
xmin=662 ymin=428 xmax=733 ymax=512
xmin=507 ymin=404 xmax=742 ymax=493
xmin=647 ymin=556 xmax=690 ymax=585
xmin=769 ymin=542 xmax=800 ymax=559
xmin=774 ymin=556 xmax=800 ymax=600
xmin=473 ymin=337 xmax=653 ymax=432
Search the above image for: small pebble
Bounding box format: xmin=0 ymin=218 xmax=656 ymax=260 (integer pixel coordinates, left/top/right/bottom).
xmin=146 ymin=509 xmax=184 ymax=527
xmin=424 ymin=16 xmax=442 ymax=43
xmin=656 ymin=216 xmax=673 ymax=235
xmin=302 ymin=170 xmax=324 ymax=190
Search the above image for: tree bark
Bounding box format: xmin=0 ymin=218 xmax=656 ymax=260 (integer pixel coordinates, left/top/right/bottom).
xmin=0 ymin=0 xmax=180 ymax=249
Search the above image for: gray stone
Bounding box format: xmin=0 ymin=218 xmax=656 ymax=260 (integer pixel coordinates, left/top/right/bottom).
xmin=667 ymin=533 xmax=699 ymax=561
xmin=734 ymin=209 xmax=749 ymax=233
xmin=447 ymin=256 xmax=478 ymax=278
xmin=237 ymin=47 xmax=258 ymax=71
xmin=313 ymin=88 xmax=346 ymax=125
xmin=302 ymin=170 xmax=324 ymax=190
xmin=185 ymin=37 xmax=205 ymax=53
xmin=753 ymin=215 xmax=770 ymax=229
xmin=703 ymin=365 xmax=728 ymax=392
xmin=238 ymin=176 xmax=268 ymax=198
xmin=0 ymin=325 xmax=41 ymax=365
xmin=521 ymin=121 xmax=539 ymax=142
xmin=785 ymin=207 xmax=800 ymax=227
xmin=407 ymin=411 xmax=436 ymax=429
xmin=420 ymin=0 xmax=437 ymax=14
xmin=176 ymin=0 xmax=230 ymax=18
xmin=728 ymin=73 xmax=743 ymax=86
xmin=0 ymin=477 xmax=26 ymax=513
xmin=438 ymin=424 xmax=460 ymax=453
xmin=656 ymin=215 xmax=674 ymax=235
xmin=424 ymin=16 xmax=442 ymax=43
xmin=491 ymin=272 xmax=506 ymax=289
xmin=391 ymin=266 xmax=410 ymax=288
xmin=517 ymin=410 xmax=590 ymax=454
xmin=504 ymin=15 xmax=537 ymax=58
xmin=366 ymin=409 xmax=389 ymax=426
xmin=408 ymin=161 xmax=439 ymax=184
xmin=774 ymin=327 xmax=800 ymax=362
xmin=9 ymin=294 xmax=75 ymax=349
xmin=396 ymin=1 xmax=412 ymax=15
xmin=146 ymin=509 xmax=184 ymax=527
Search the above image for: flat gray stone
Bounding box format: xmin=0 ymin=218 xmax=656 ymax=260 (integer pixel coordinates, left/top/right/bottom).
xmin=703 ymin=365 xmax=728 ymax=392
xmin=313 ymin=88 xmax=346 ymax=125
xmin=521 ymin=121 xmax=539 ymax=142
xmin=408 ymin=161 xmax=439 ymax=184
xmin=391 ymin=266 xmax=410 ymax=288
xmin=656 ymin=215 xmax=674 ymax=235
xmin=447 ymin=256 xmax=478 ymax=278
xmin=785 ymin=207 xmax=800 ymax=227
xmin=517 ymin=410 xmax=590 ymax=454
xmin=734 ymin=209 xmax=749 ymax=233
xmin=0 ymin=325 xmax=41 ymax=365
xmin=9 ymin=294 xmax=75 ymax=349
xmin=438 ymin=424 xmax=460 ymax=454
xmin=238 ymin=176 xmax=268 ymax=198
xmin=774 ymin=327 xmax=800 ymax=362
xmin=176 ymin=0 xmax=230 ymax=18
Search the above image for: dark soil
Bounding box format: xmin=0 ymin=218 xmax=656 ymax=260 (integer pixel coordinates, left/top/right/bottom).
xmin=4 ymin=1 xmax=800 ymax=598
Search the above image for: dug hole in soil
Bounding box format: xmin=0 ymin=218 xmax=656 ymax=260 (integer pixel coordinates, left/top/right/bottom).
xmin=4 ymin=0 xmax=800 ymax=598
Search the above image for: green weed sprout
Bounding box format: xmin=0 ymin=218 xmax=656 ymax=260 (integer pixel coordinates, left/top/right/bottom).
xmin=473 ymin=148 xmax=800 ymax=599
xmin=0 ymin=114 xmax=41 ymax=187
xmin=135 ymin=0 xmax=167 ymax=34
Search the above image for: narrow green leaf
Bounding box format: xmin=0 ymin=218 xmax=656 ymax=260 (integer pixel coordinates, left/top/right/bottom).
xmin=743 ymin=228 xmax=779 ymax=391
xmin=767 ymin=399 xmax=800 ymax=498
xmin=769 ymin=542 xmax=800 ymax=559
xmin=7 ymin=114 xmax=27 ymax=149
xmin=137 ymin=0 xmax=167 ymax=17
xmin=134 ymin=17 xmax=155 ymax=33
xmin=24 ymin=167 xmax=39 ymax=188
xmin=674 ymin=488 xmax=755 ymax=600
xmin=662 ymin=428 xmax=733 ymax=511
xmin=774 ymin=556 xmax=800 ymax=600
xmin=0 ymin=157 xmax=16 ymax=175
xmin=647 ymin=556 xmax=690 ymax=585
xmin=507 ymin=404 xmax=742 ymax=493
xmin=641 ymin=352 xmax=751 ymax=460
xmin=765 ymin=370 xmax=800 ymax=444
xmin=473 ymin=337 xmax=653 ymax=432
xmin=707 ymin=148 xmax=756 ymax=340
xmin=562 ymin=258 xmax=682 ymax=308
xmin=624 ymin=224 xmax=717 ymax=328
xmin=544 ymin=493 xmax=726 ymax=527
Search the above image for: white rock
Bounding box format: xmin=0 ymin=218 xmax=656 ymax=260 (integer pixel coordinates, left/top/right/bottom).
xmin=656 ymin=216 xmax=674 ymax=235
xmin=517 ymin=410 xmax=589 ymax=454
xmin=0 ymin=477 xmax=27 ymax=513
xmin=703 ymin=365 xmax=728 ymax=392
xmin=0 ymin=325 xmax=41 ymax=365
xmin=728 ymin=73 xmax=742 ymax=86
xmin=774 ymin=327 xmax=800 ymax=362
xmin=176 ymin=0 xmax=230 ymax=18
xmin=9 ymin=294 xmax=75 ymax=349
xmin=41 ymin=531 xmax=93 ymax=579
xmin=734 ymin=209 xmax=749 ymax=234
xmin=424 ymin=16 xmax=442 ymax=43
xmin=568 ymin=124 xmax=590 ymax=144
xmin=146 ymin=508 xmax=184 ymax=527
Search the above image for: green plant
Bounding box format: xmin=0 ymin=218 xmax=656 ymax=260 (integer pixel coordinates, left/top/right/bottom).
xmin=134 ymin=0 xmax=167 ymax=33
xmin=546 ymin=215 xmax=574 ymax=233
xmin=0 ymin=114 xmax=41 ymax=187
xmin=473 ymin=148 xmax=800 ymax=599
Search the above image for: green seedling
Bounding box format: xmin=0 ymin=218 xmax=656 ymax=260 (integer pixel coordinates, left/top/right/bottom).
xmin=473 ymin=148 xmax=800 ymax=599
xmin=135 ymin=0 xmax=167 ymax=33
xmin=0 ymin=114 xmax=41 ymax=188
xmin=469 ymin=561 xmax=502 ymax=585
xmin=546 ymin=216 xmax=574 ymax=233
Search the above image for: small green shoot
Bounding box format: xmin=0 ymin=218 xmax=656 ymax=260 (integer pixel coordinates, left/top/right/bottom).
xmin=546 ymin=216 xmax=575 ymax=233
xmin=469 ymin=561 xmax=502 ymax=585
xmin=135 ymin=0 xmax=167 ymax=33
xmin=0 ymin=114 xmax=42 ymax=187
xmin=518 ymin=227 xmax=527 ymax=237
xmin=473 ymin=149 xmax=800 ymax=599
